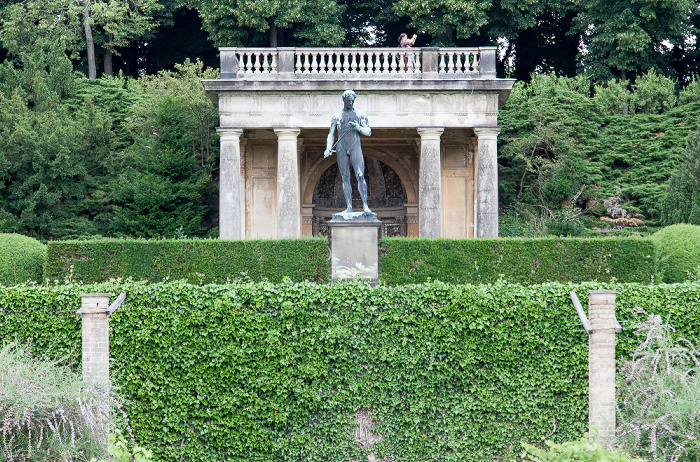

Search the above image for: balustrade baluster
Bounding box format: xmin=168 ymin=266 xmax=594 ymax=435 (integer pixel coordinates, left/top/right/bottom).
xmin=261 ymin=53 xmax=269 ymax=73
xmin=439 ymin=53 xmax=446 ymax=73
xmin=358 ymin=52 xmax=367 ymax=73
xmin=350 ymin=52 xmax=358 ymax=72
xmin=447 ymin=52 xmax=455 ymax=73
xmin=270 ymin=53 xmax=278 ymax=73
xmin=454 ymin=53 xmax=463 ymax=73
xmin=472 ymin=53 xmax=480 ymax=72
xmin=295 ymin=53 xmax=302 ymax=73
xmin=414 ymin=52 xmax=422 ymax=72
xmin=311 ymin=53 xmax=319 ymax=74
xmin=253 ymin=53 xmax=261 ymax=73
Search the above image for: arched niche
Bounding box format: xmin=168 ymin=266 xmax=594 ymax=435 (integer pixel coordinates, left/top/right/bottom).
xmin=305 ymin=153 xmax=416 ymax=237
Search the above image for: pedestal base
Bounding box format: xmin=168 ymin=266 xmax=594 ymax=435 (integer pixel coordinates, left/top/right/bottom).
xmin=329 ymin=218 xmax=381 ymax=284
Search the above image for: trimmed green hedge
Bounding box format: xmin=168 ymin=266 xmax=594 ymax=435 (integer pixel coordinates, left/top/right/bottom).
xmin=1 ymin=281 xmax=699 ymax=462
xmin=651 ymin=224 xmax=700 ymax=283
xmin=44 ymin=238 xmax=329 ymax=284
xmin=0 ymin=234 xmax=45 ymax=286
xmin=379 ymin=237 xmax=657 ymax=285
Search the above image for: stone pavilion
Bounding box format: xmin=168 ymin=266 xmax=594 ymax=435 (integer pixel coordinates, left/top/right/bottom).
xmin=202 ymin=47 xmax=515 ymax=239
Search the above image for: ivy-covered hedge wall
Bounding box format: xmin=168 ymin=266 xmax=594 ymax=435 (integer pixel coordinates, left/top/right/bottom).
xmin=44 ymin=238 xmax=330 ymax=284
xmin=379 ymin=237 xmax=658 ymax=285
xmin=1 ymin=281 xmax=698 ymax=461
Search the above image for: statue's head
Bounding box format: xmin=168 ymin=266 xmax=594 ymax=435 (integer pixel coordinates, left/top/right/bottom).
xmin=342 ymin=90 xmax=356 ymax=102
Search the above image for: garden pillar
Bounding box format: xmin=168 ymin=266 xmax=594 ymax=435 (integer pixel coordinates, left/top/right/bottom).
xmin=274 ymin=128 xmax=302 ymax=238
xmin=473 ymin=127 xmax=501 ymax=238
xmin=80 ymin=293 xmax=111 ymax=384
xmin=417 ymin=127 xmax=444 ymax=238
xmin=217 ymin=128 xmax=244 ymax=240
xmin=588 ymin=290 xmax=618 ymax=443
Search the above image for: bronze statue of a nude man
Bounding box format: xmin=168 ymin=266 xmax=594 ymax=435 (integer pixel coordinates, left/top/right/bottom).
xmin=323 ymin=90 xmax=373 ymax=216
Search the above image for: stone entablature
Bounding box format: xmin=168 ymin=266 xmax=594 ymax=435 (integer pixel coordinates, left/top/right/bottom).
xmin=202 ymin=47 xmax=515 ymax=240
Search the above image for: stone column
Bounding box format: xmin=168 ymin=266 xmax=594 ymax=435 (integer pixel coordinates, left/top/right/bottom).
xmin=274 ymin=128 xmax=302 ymax=238
xmin=217 ymin=128 xmax=244 ymax=240
xmin=80 ymin=293 xmax=111 ymax=383
xmin=588 ymin=290 xmax=618 ymax=443
xmin=417 ymin=127 xmax=444 ymax=238
xmin=474 ymin=127 xmax=501 ymax=238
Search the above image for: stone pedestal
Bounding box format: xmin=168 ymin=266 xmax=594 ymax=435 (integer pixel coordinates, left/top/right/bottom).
xmin=329 ymin=218 xmax=381 ymax=284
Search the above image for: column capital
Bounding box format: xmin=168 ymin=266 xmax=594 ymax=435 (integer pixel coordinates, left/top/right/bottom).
xmin=273 ymin=128 xmax=302 ymax=138
xmin=416 ymin=127 xmax=445 ymax=138
xmin=473 ymin=126 xmax=501 ymax=137
xmin=216 ymin=127 xmax=243 ymax=139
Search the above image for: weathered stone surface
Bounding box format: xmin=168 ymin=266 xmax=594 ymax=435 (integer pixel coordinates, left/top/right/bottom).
xmin=417 ymin=127 xmax=444 ymax=238
xmin=329 ymin=219 xmax=381 ymax=283
xmin=474 ymin=127 xmax=500 ymax=238
xmin=274 ymin=128 xmax=301 ymax=238
xmin=213 ymin=91 xmax=503 ymax=131
xmin=217 ymin=128 xmax=244 ymax=240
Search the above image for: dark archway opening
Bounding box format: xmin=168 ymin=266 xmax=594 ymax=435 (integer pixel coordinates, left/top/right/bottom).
xmin=312 ymin=158 xmax=408 ymax=237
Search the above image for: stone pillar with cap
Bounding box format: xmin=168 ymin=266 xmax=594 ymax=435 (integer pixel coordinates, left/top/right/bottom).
xmin=417 ymin=127 xmax=444 ymax=238
xmin=588 ymin=290 xmax=618 ymax=443
xmin=217 ymin=128 xmax=244 ymax=240
xmin=80 ymin=293 xmax=111 ymax=383
xmin=474 ymin=126 xmax=501 ymax=238
xmin=275 ymin=128 xmax=302 ymax=238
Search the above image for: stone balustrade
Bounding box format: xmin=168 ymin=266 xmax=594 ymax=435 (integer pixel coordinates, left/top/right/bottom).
xmin=220 ymin=47 xmax=496 ymax=80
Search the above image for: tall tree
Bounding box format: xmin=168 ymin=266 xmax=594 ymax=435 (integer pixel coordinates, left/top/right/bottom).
xmin=393 ymin=0 xmax=491 ymax=44
xmin=193 ymin=0 xmax=346 ymax=47
xmin=0 ymin=0 xmax=161 ymax=77
xmin=573 ymin=0 xmax=698 ymax=82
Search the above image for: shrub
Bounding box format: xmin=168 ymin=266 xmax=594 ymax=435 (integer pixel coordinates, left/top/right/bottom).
xmin=616 ymin=313 xmax=700 ymax=462
xmin=522 ymin=434 xmax=642 ymax=461
xmin=651 ymin=224 xmax=700 ymax=282
xmin=0 ymin=233 xmax=45 ymax=285
xmin=0 ymin=342 xmax=112 ymax=461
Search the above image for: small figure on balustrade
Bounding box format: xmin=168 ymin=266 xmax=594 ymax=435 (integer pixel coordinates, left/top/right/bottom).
xmin=398 ymin=33 xmax=417 ymax=71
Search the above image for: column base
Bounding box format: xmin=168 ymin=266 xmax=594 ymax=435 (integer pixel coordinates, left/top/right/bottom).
xmin=329 ymin=218 xmax=381 ymax=284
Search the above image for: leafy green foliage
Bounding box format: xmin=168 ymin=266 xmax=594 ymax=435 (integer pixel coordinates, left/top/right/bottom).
xmin=660 ymin=127 xmax=700 ymax=225
xmin=1 ymin=281 xmax=699 ymax=461
xmin=90 ymin=430 xmax=154 ymax=462
xmin=0 ymin=49 xmax=219 ymax=241
xmin=498 ymin=72 xmax=700 ymax=226
xmin=523 ymin=434 xmax=642 ymax=461
xmin=0 ymin=233 xmax=45 ymax=286
xmin=393 ymin=0 xmax=491 ymax=44
xmin=193 ymin=0 xmax=346 ymax=47
xmin=650 ymin=224 xmax=700 ymax=283
xmin=378 ymin=237 xmax=656 ymax=285
xmin=572 ymin=0 xmax=698 ymax=80
xmin=44 ymin=238 xmax=330 ymax=284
